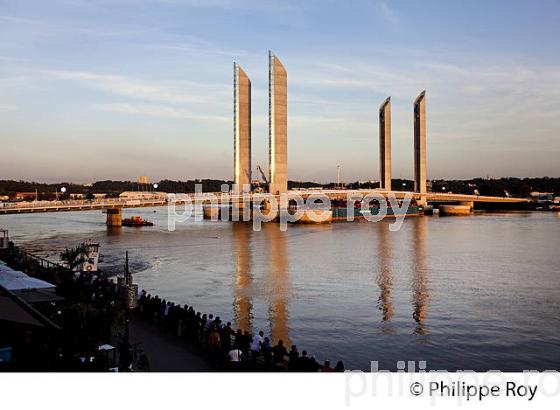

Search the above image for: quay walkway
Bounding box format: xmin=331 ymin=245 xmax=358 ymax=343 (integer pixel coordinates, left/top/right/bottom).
xmin=129 ymin=316 xmax=210 ymax=372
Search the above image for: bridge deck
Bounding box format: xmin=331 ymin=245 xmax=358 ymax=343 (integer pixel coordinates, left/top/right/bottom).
xmin=0 ymin=190 xmax=527 ymax=215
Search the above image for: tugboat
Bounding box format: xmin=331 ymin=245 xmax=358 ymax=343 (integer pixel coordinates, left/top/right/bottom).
xmin=122 ymin=216 xmax=154 ymax=227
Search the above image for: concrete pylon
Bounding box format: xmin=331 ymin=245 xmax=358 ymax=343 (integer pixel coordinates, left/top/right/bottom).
xmin=106 ymin=208 xmax=122 ymax=227
xmin=268 ymin=51 xmax=288 ymax=195
xmin=413 ymin=91 xmax=427 ymax=194
xmin=379 ymin=97 xmax=391 ymax=191
xmin=233 ymin=63 xmax=251 ymax=193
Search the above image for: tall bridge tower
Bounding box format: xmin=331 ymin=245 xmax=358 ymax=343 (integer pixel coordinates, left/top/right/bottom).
xmin=379 ymin=97 xmax=392 ymax=191
xmin=233 ymin=63 xmax=252 ymax=193
xmin=268 ymin=51 xmax=288 ymax=195
xmin=413 ymin=91 xmax=427 ymax=194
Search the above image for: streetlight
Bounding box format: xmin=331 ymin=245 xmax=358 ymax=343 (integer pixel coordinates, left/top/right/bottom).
xmin=153 ymin=183 xmax=158 ymax=190
xmin=336 ymin=165 xmax=341 ymax=189
xmin=56 ymin=186 xmax=67 ymax=201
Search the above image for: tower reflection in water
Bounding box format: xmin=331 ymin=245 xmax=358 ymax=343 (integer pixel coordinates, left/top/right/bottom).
xmin=232 ymin=223 xmax=253 ymax=332
xmin=376 ymin=222 xmax=395 ymax=334
xmin=232 ymin=223 xmax=291 ymax=345
xmin=411 ymin=217 xmax=429 ymax=335
xmin=264 ymin=224 xmax=291 ymax=345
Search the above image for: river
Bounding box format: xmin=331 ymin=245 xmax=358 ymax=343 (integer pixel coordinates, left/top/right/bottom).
xmin=2 ymin=208 xmax=559 ymax=371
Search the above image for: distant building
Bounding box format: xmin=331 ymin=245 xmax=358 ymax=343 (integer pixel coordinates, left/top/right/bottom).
xmin=530 ymin=192 xmax=554 ymax=202
xmin=426 ymin=180 xmax=433 ymax=192
xmin=119 ymin=191 xmax=167 ymax=200
xmin=14 ymin=192 xmax=36 ymax=201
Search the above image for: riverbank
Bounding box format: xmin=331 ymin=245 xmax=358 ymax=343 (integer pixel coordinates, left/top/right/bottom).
xmin=0 ymin=241 xmax=343 ymax=372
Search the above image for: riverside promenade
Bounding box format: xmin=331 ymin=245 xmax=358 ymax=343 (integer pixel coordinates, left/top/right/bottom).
xmin=0 ymin=242 xmax=212 ymax=371
xmin=129 ymin=316 xmax=210 ymax=371
xmin=1 ymin=242 xmax=341 ymax=372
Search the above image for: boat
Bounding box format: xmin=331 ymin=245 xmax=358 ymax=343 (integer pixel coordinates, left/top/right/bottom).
xmin=122 ymin=216 xmax=154 ymax=227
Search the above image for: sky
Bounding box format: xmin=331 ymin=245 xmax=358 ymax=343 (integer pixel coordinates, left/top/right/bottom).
xmin=1 ymin=0 xmax=559 ymax=183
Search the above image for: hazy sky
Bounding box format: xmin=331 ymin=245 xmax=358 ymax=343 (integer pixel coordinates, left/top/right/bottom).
xmin=1 ymin=0 xmax=559 ymax=183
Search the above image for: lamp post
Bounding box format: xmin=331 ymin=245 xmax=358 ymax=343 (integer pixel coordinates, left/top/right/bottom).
xmin=336 ymin=165 xmax=341 ymax=189
xmin=120 ymin=251 xmax=134 ymax=371
xmin=55 ymin=186 xmax=66 ymax=201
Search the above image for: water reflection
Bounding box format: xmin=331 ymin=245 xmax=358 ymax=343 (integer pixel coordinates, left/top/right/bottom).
xmin=265 ymin=225 xmax=291 ymax=345
xmin=376 ymin=224 xmax=395 ymax=334
xmin=232 ymin=223 xmax=253 ymax=332
xmin=106 ymin=226 xmax=122 ymax=237
xmin=3 ymin=210 xmax=560 ymax=370
xmin=411 ymin=217 xmax=429 ymax=335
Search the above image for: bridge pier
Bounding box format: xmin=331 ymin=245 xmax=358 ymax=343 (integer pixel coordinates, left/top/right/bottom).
xmin=106 ymin=208 xmax=122 ymax=227
xmin=439 ymin=204 xmax=472 ymax=216
xmin=459 ymin=201 xmax=474 ymax=211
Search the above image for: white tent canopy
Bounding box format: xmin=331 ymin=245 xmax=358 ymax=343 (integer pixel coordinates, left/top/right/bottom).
xmin=0 ymin=261 xmax=56 ymax=291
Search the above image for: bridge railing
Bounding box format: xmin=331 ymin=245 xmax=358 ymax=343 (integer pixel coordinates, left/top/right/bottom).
xmin=0 ymin=198 xmax=144 ymax=210
xmin=0 ymin=191 xmax=528 ymax=211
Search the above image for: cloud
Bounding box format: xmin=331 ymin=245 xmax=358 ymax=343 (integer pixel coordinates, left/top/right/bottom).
xmin=161 ymin=42 xmax=246 ymax=58
xmin=46 ymin=70 xmax=230 ymax=105
xmin=0 ymin=104 xmax=19 ymax=112
xmin=376 ymin=1 xmax=400 ymax=26
xmin=289 ymin=55 xmax=560 ymax=125
xmin=93 ymin=102 xmax=229 ymax=122
xmin=0 ymin=14 xmax=145 ymax=38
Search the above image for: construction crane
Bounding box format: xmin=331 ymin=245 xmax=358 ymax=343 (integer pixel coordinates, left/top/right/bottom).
xmin=253 ymin=165 xmax=269 ymax=193
xmin=257 ymin=165 xmax=268 ymax=184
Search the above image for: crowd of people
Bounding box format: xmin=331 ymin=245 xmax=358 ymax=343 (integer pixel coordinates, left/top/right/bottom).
xmin=3 ymin=243 xmax=346 ymax=372
xmin=1 ymin=245 xmax=131 ymax=370
xmin=136 ymin=290 xmax=345 ymax=372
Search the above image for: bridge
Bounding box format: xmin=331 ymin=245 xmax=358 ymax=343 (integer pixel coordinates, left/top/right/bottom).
xmin=0 ymin=190 xmax=528 ymax=224
xmin=0 ymin=55 xmax=530 ymax=224
xmin=0 ymin=198 xmax=168 ymax=215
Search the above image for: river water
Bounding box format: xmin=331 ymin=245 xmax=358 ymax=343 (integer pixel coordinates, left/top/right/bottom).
xmin=2 ymin=208 xmax=559 ymax=371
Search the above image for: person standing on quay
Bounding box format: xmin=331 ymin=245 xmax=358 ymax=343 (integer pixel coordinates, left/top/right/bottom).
xmin=261 ymin=337 xmax=273 ymax=370
xmin=272 ymin=340 xmax=288 ymax=370
xmin=250 ymin=330 xmax=264 ymax=366
xmin=207 ymin=325 xmax=221 ymax=367
xmin=288 ymin=345 xmax=299 ymax=371
xmin=321 ymin=360 xmax=333 ymax=372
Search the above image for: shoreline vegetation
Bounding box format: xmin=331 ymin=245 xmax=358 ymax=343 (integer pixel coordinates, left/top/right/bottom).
xmin=0 ymin=242 xmax=343 ymax=372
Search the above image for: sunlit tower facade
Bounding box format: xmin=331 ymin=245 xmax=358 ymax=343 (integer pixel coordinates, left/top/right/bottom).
xmin=379 ymin=97 xmax=392 ymax=191
xmin=413 ymin=91 xmax=427 ymax=194
xmin=268 ymin=51 xmax=288 ymax=195
xmin=233 ymin=63 xmax=251 ymax=193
